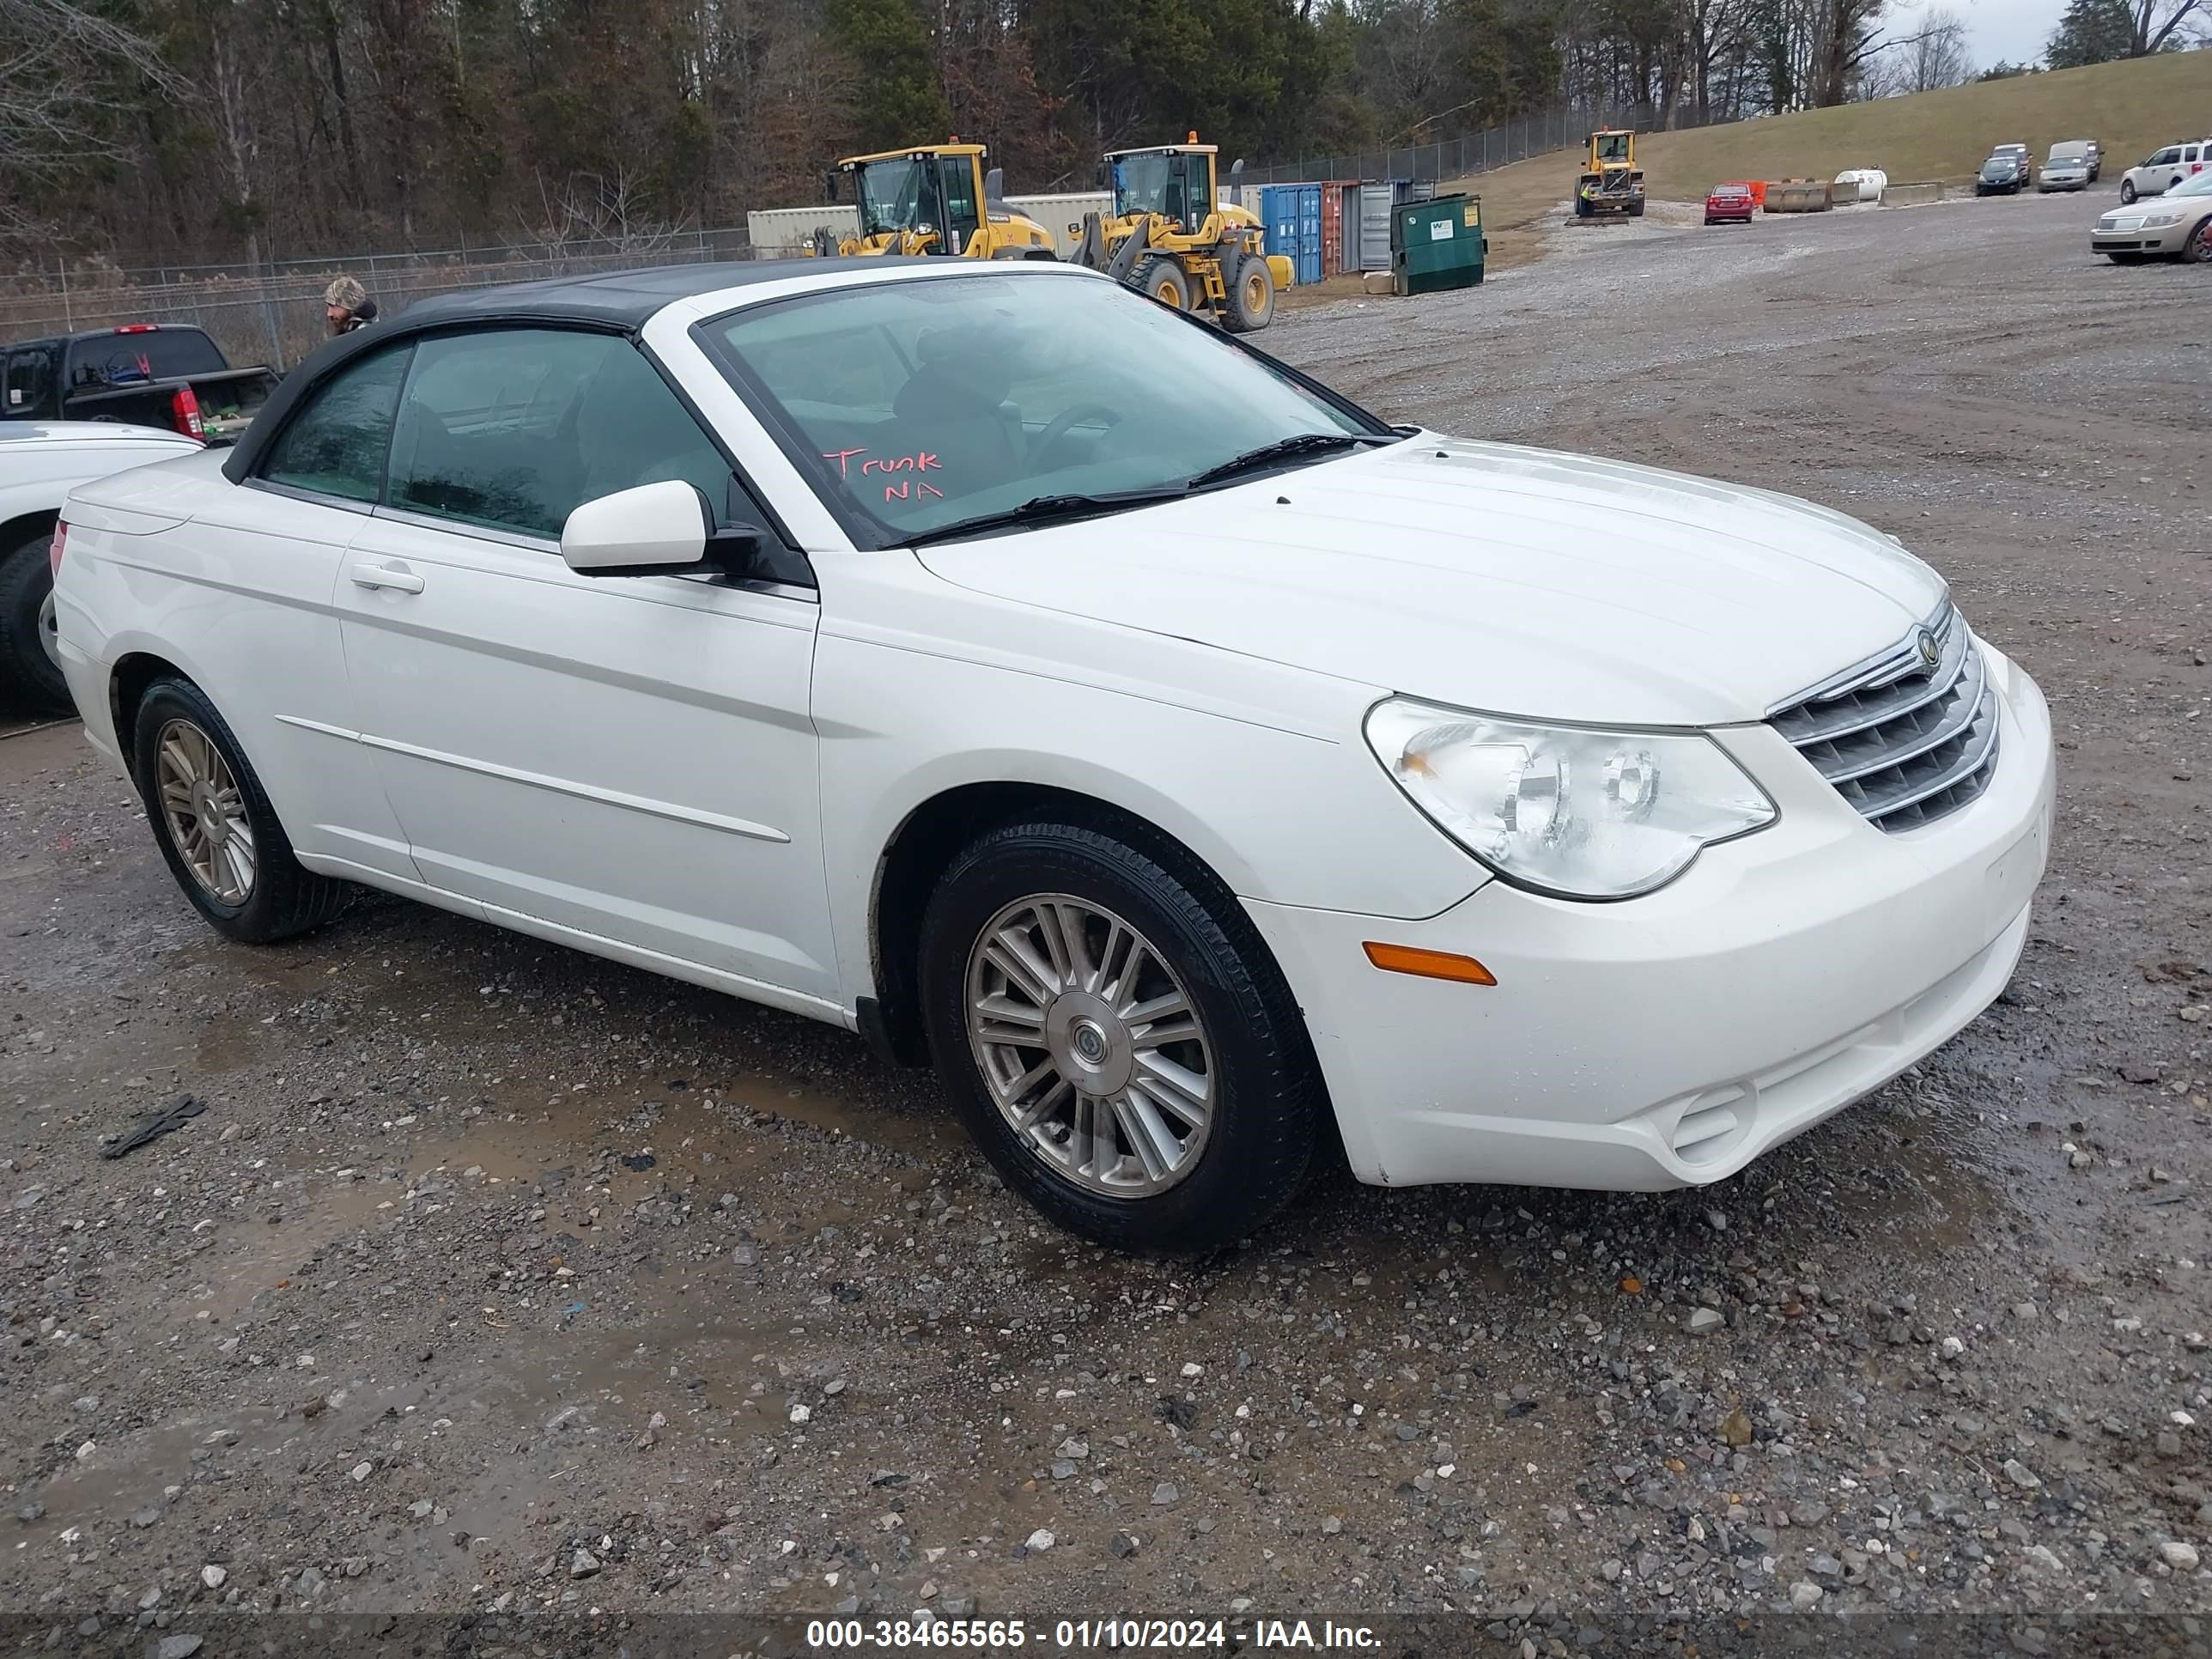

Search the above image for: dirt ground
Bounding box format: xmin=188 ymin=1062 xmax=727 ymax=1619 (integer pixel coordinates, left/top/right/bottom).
xmin=4 ymin=191 xmax=2210 ymax=1645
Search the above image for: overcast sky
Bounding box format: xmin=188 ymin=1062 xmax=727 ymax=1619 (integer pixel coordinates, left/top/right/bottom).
xmin=1891 ymin=0 xmax=2063 ymax=70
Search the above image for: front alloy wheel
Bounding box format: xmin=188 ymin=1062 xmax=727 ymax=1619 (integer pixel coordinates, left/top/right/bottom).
xmin=965 ymin=894 xmax=1214 ymax=1197
xmin=920 ymin=815 xmax=1324 ymax=1251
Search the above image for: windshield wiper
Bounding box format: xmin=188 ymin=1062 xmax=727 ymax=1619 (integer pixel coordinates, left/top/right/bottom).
xmin=1183 ymin=431 xmax=1400 ymax=490
xmin=902 ymin=487 xmax=1189 ymax=549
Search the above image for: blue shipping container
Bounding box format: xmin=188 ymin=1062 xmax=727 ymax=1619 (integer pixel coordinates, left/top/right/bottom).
xmin=1261 ymin=185 xmax=1325 ymax=286
xmin=1296 ymin=185 xmax=1322 ymax=285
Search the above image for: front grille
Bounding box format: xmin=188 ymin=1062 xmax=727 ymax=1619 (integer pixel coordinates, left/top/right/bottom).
xmin=1768 ymin=602 xmax=2000 ymax=832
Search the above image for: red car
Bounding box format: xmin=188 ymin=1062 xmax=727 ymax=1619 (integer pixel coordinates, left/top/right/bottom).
xmin=1705 ymin=182 xmax=1755 ymax=225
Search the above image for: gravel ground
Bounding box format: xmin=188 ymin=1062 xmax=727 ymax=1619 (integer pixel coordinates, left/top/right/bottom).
xmin=3 ymin=191 xmax=2209 ymax=1643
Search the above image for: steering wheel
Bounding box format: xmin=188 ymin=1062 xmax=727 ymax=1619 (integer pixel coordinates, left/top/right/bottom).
xmin=1029 ymin=403 xmax=1123 ymax=471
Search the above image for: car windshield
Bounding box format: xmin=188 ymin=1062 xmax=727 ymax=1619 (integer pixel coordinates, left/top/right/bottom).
xmin=2169 ymin=170 xmax=2212 ymax=198
xmin=702 ymin=270 xmax=1382 ymax=548
xmin=1981 ymin=160 xmax=2013 ymax=178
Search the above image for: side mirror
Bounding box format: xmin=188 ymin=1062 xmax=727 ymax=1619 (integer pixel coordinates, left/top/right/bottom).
xmin=825 ymin=168 xmax=842 ymax=204
xmin=563 ymin=480 xmax=757 ymax=579
xmin=1093 ymin=161 xmax=1108 ymax=188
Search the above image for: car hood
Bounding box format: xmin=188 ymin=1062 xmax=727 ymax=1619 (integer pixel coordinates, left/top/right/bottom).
xmin=914 ymin=437 xmax=1947 ymax=726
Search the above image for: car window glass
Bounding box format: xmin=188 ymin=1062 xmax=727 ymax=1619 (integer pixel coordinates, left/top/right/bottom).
xmin=702 ymin=271 xmax=1372 ymax=548
xmin=386 ymin=329 xmax=732 ymax=542
xmin=4 ymin=349 xmax=50 ymax=414
xmin=260 ymin=343 xmax=411 ymax=502
xmin=2153 ymin=149 xmax=2179 ymax=166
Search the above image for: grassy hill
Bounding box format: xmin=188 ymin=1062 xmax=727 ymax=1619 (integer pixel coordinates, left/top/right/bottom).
xmin=1448 ymin=50 xmax=2212 ymax=226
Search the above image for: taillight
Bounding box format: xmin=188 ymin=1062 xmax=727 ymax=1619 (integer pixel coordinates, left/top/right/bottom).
xmin=50 ymin=522 xmax=68 ymax=577
xmin=171 ymin=385 xmax=204 ymax=441
xmin=112 ymin=324 xmax=157 ymax=334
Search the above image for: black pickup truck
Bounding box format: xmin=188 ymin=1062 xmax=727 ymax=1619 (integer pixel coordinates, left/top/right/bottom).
xmin=3 ymin=324 xmax=278 ymax=444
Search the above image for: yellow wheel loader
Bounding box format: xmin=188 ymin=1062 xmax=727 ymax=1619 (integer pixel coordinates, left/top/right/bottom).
xmin=816 ymin=142 xmax=1059 ymax=259
xmin=1575 ymin=128 xmax=1646 ymax=219
xmin=1067 ymin=137 xmax=1293 ymax=331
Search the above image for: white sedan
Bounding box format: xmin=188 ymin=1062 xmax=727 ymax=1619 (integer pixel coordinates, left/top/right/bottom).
xmin=52 ymin=258 xmax=2055 ymax=1250
xmin=2 ymin=421 xmax=203 ymax=710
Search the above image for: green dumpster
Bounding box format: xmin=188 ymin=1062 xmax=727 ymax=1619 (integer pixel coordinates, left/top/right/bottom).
xmin=1389 ymin=193 xmax=1484 ymax=295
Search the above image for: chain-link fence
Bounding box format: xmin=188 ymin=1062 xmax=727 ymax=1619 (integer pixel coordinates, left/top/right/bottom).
xmin=0 ymin=227 xmax=761 ymax=373
xmin=1 ymin=101 xmax=1747 ymax=367
xmin=1241 ymin=102 xmax=1731 ymax=186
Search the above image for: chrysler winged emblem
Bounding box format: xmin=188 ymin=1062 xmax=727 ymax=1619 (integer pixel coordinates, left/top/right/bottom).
xmin=1915 ymin=628 xmax=1940 ymax=669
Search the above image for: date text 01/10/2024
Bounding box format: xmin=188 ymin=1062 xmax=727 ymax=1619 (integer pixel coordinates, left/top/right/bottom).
xmin=799 ymin=1617 xmax=1380 ymax=1649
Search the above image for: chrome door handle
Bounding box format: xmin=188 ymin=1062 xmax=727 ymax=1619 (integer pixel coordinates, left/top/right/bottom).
xmin=349 ymin=562 xmax=425 ymax=594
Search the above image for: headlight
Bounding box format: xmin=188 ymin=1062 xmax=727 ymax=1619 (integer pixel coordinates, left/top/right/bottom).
xmin=1364 ymin=700 xmax=1778 ymax=900
xmin=2141 ymin=210 xmax=2185 ymax=228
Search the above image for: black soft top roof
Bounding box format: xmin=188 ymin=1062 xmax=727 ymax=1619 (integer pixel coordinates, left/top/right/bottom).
xmin=222 ymin=257 xmax=939 ymax=483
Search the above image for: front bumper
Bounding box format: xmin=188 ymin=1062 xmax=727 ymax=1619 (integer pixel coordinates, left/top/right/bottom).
xmin=2094 ymin=222 xmax=2190 ymax=254
xmin=1247 ymin=645 xmax=2056 ymax=1193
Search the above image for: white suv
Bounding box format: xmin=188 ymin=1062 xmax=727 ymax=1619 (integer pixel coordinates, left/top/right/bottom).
xmin=2120 ymin=139 xmax=2210 ymax=203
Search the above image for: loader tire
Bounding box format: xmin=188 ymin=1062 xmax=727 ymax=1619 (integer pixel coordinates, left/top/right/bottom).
xmin=1223 ymin=254 xmax=1275 ymax=332
xmin=1133 ymin=258 xmax=1190 ymax=312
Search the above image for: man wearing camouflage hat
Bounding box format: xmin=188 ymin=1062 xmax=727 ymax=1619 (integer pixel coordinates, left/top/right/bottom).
xmin=324 ymin=276 xmax=380 ymax=337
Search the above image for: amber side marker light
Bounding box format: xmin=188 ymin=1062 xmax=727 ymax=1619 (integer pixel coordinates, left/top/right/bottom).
xmin=1362 ymin=943 xmax=1498 ymax=986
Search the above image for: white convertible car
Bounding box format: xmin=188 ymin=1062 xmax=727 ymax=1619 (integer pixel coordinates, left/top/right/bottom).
xmin=52 ymin=259 xmax=2055 ymax=1250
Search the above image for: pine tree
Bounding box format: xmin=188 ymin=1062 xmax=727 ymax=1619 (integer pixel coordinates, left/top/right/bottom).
xmin=826 ymin=0 xmax=951 ymax=153
xmin=2045 ymin=0 xmax=2135 ymax=69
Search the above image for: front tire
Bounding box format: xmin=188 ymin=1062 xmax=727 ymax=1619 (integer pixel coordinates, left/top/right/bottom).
xmin=2189 ymin=217 xmax=2212 ymax=264
xmin=2120 ymin=180 xmax=2138 ymax=204
xmin=919 ymin=816 xmax=1323 ymax=1252
xmin=131 ymin=678 xmax=351 ymax=944
xmin=1224 ymin=253 xmax=1275 ymax=331
xmin=0 ymin=530 xmax=70 ymax=714
xmin=1132 ymin=257 xmax=1190 ymax=312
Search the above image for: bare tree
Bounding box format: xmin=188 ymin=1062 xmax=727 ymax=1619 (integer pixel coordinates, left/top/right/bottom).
xmin=0 ymin=0 xmax=189 ymax=240
xmin=2130 ymin=0 xmax=2202 ymax=52
xmin=1904 ymin=8 xmax=1972 ymax=88
xmin=518 ymin=167 xmax=694 ymax=268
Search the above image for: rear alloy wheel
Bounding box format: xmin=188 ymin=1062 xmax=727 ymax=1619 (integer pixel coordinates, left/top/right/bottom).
xmin=1224 ymin=253 xmax=1275 ymax=332
xmin=2186 ymin=216 xmax=2212 ymax=264
xmin=0 ymin=530 xmax=70 ymax=714
xmin=131 ymin=678 xmax=351 ymax=943
xmin=920 ymin=817 xmax=1323 ymax=1252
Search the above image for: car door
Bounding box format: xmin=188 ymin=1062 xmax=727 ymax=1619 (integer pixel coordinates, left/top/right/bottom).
xmin=179 ymin=342 xmax=421 ymax=884
xmin=2145 ymin=148 xmax=2179 ymax=192
xmin=331 ymin=325 xmax=839 ymax=1006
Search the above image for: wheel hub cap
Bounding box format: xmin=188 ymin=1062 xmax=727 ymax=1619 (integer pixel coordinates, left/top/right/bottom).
xmin=965 ymin=895 xmax=1214 ymax=1199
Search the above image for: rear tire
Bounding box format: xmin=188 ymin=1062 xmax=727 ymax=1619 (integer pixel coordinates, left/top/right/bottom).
xmin=130 ymin=678 xmax=352 ymax=944
xmin=919 ymin=815 xmax=1323 ymax=1253
xmin=1133 ymin=257 xmax=1190 ymax=312
xmin=0 ymin=530 xmax=70 ymax=714
xmin=1223 ymin=253 xmax=1275 ymax=332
